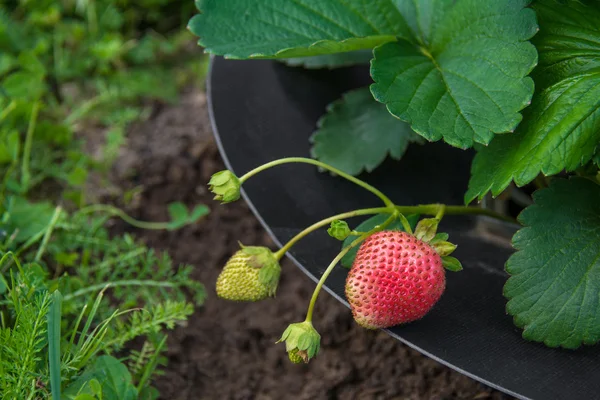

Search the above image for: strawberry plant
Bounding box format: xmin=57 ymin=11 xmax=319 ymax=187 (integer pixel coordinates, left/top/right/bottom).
xmin=192 ymin=0 xmax=600 ymax=355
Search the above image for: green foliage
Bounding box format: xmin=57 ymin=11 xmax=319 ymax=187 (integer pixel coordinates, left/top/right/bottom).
xmin=191 ymin=0 xmax=538 ymax=150
xmin=370 ymin=0 xmax=537 ymax=149
xmin=189 ymin=0 xmax=399 ymax=58
xmin=65 ymin=356 xmax=137 ymax=400
xmin=311 ymin=87 xmax=423 ymax=175
xmin=340 ymin=213 xmax=419 ymax=268
xmin=504 ymin=178 xmax=600 ymax=348
xmin=466 ymin=0 xmax=600 ymax=202
xmin=0 ymin=0 xmax=208 ymax=397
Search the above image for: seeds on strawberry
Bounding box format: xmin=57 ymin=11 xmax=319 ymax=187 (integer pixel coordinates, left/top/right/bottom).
xmin=345 ymin=230 xmax=446 ymax=329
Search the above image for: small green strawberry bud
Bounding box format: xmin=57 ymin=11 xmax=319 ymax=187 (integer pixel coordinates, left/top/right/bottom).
xmin=277 ymin=321 xmax=320 ymax=364
xmin=216 ymin=245 xmax=281 ymax=301
xmin=327 ymin=220 xmax=351 ymax=241
xmin=208 ymin=170 xmax=241 ymax=203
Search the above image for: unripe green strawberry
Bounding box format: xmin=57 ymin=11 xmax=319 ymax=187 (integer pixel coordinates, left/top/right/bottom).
xmin=345 ymin=230 xmax=446 ymax=329
xmin=287 ymin=349 xmax=305 ymax=364
xmin=216 ymin=245 xmax=280 ymax=301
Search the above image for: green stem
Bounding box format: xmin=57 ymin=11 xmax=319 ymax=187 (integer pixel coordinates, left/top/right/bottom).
xmin=63 ymin=279 xmax=180 ymax=301
xmin=273 ymin=203 xmax=512 ymax=260
xmin=239 ymin=157 xmax=394 ymax=208
xmin=273 ymin=207 xmax=391 ymax=260
xmin=21 ymin=101 xmax=39 ymax=191
xmin=435 ymin=204 xmax=446 ymax=220
xmin=305 ymin=213 xmax=396 ymax=323
xmin=34 ymin=206 xmax=62 ymax=262
xmin=77 ymin=204 xmax=175 ymax=230
xmin=396 ymin=204 xmax=514 ymax=223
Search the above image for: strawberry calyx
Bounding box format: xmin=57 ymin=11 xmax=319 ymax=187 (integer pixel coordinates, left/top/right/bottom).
xmin=238 ymin=244 xmax=281 ymax=296
xmin=277 ymin=321 xmax=321 ymax=364
xmin=412 ymin=218 xmax=462 ymax=271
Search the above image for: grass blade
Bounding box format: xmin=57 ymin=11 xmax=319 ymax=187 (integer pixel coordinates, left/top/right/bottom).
xmin=48 ymin=290 xmax=63 ymax=400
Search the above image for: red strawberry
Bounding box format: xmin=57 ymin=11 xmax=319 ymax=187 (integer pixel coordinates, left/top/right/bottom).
xmin=345 ymin=230 xmax=445 ymax=329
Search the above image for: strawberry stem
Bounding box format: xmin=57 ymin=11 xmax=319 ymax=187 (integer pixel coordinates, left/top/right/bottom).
xmin=273 ymin=204 xmax=513 ymax=261
xmin=435 ymin=204 xmax=446 ymax=220
xmin=273 ymin=207 xmax=391 ymax=260
xmin=395 ymin=204 xmax=513 ymax=223
xmin=304 ymin=213 xmax=397 ymax=323
xmin=238 ymin=157 xmax=395 ymax=208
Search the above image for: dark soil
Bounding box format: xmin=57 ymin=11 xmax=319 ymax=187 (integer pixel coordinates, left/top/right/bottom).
xmin=110 ymin=89 xmax=511 ymax=400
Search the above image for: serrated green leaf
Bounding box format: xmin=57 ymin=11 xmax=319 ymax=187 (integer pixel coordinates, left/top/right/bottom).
xmin=370 ymin=0 xmax=537 ymax=149
xmin=341 ymin=213 xmax=419 ymax=268
xmin=311 ymin=87 xmax=423 ymax=175
xmin=466 ymin=0 xmax=600 ymax=202
xmin=283 ymin=50 xmax=372 ymax=69
xmin=189 ymin=0 xmax=408 ymax=59
xmin=504 ymin=178 xmax=600 ymax=348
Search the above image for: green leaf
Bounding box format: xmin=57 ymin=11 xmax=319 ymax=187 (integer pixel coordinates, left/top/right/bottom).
xmin=189 ymin=0 xmax=408 ymax=59
xmin=283 ymin=50 xmax=372 ymax=69
xmin=429 ymin=232 xmax=449 ymax=244
xmin=441 ymin=256 xmax=462 ymax=272
xmin=48 ymin=291 xmax=62 ymax=400
xmin=340 ymin=213 xmax=419 ymax=268
xmin=188 ymin=204 xmax=210 ymax=223
xmin=0 ymin=130 xmax=20 ymax=164
xmin=504 ymin=178 xmax=600 ymax=348
xmin=67 ymin=166 xmax=89 ymax=187
xmin=3 ymin=71 xmax=45 ymax=100
xmin=3 ymin=198 xmax=56 ymax=243
xmin=64 ymin=355 xmax=138 ymax=400
xmin=466 ymin=0 xmax=600 ymax=202
xmin=311 ymin=87 xmax=423 ymax=175
xmin=370 ymin=0 xmax=537 ymax=149
xmin=166 ymin=202 xmax=209 ymax=230
xmin=432 ymin=241 xmax=457 ymax=257
xmin=139 ymin=386 xmax=160 ymax=400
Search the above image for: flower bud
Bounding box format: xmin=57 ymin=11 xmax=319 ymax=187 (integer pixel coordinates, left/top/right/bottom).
xmin=327 ymin=220 xmax=352 ymax=241
xmin=208 ymin=170 xmax=241 ymax=203
xmin=277 ymin=321 xmax=321 ymax=364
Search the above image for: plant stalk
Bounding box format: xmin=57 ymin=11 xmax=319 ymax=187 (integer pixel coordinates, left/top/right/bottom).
xmin=273 ymin=203 xmax=512 ymax=260
xmin=239 ymin=157 xmax=395 ymax=208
